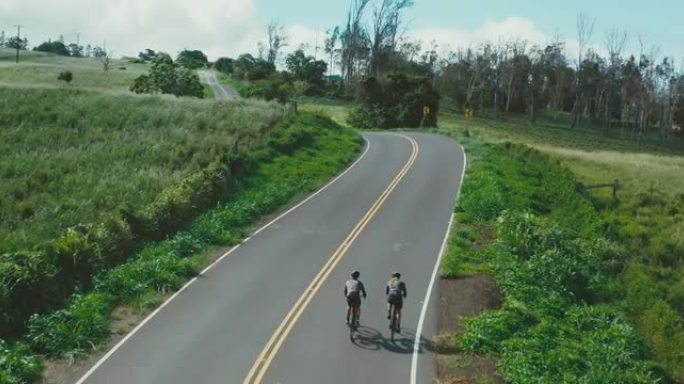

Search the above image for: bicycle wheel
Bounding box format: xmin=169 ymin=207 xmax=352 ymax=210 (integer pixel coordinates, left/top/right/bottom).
xmin=389 ymin=306 xmax=396 ymax=341
xmin=349 ymin=307 xmax=358 ymax=341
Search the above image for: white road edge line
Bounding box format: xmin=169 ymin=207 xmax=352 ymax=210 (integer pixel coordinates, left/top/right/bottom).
xmin=75 ymin=136 xmax=372 ymax=384
xmin=410 ymin=144 xmax=467 ymax=384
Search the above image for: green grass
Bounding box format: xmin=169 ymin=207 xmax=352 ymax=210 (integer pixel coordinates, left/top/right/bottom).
xmin=436 ymin=139 xmax=658 ymax=383
xmin=1 ymin=112 xmax=361 ymax=383
xmin=0 ymin=86 xmax=284 ymax=253
xmin=0 ymin=49 xmax=148 ymax=93
xmin=432 ymin=115 xmax=684 ymax=381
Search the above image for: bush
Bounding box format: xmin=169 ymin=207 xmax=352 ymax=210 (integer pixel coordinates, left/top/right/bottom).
xmin=214 ymin=57 xmax=234 ymax=75
xmin=348 ymin=73 xmax=440 ymax=129
xmin=27 ymin=293 xmax=113 ymax=358
xmin=130 ymin=55 xmax=204 ymax=98
xmin=33 ymin=41 xmax=70 ymax=56
xmin=57 ymin=71 xmax=73 ymax=83
xmin=0 ymin=340 xmax=42 ymax=384
xmin=445 ymin=140 xmax=660 ymax=383
xmin=176 ymin=49 xmax=208 ymax=70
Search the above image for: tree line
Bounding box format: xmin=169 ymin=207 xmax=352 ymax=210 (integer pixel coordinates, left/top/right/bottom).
xmin=315 ymin=2 xmax=684 ymax=135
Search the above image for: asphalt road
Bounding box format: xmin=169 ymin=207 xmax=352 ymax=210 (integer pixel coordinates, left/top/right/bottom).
xmin=76 ymin=132 xmax=465 ymax=384
xmin=199 ymin=71 xmax=239 ymax=100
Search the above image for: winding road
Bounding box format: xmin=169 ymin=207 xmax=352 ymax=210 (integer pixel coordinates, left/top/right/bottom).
xmin=199 ymin=71 xmax=239 ymax=100
xmin=76 ymin=132 xmax=465 ymax=384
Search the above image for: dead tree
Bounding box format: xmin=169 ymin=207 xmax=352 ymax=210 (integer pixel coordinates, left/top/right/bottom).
xmin=571 ymin=13 xmax=595 ymax=128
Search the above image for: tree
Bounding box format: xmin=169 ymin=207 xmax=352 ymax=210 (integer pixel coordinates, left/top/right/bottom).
xmin=176 ymin=49 xmax=208 ymax=69
xmin=266 ymin=22 xmax=288 ymax=65
xmin=68 ymin=43 xmax=84 ymax=58
xmin=214 ymin=57 xmax=234 ymax=74
xmin=7 ymin=36 xmax=28 ymax=50
xmin=138 ymin=49 xmax=157 ymax=62
xmin=324 ymin=27 xmax=340 ymax=76
xmin=34 ymin=40 xmax=70 ymax=56
xmin=571 ymin=13 xmax=595 ymax=128
xmin=92 ymin=46 xmax=107 ymax=58
xmin=233 ymin=54 xmax=275 ymax=81
xmin=349 ymin=72 xmax=439 ymax=129
xmin=131 ymin=54 xmax=204 ymax=98
xmin=340 ymin=0 xmax=371 ymax=86
xmin=368 ymin=0 xmax=413 ymax=78
xmin=0 ymin=31 xmax=5 ymax=48
xmin=603 ymin=29 xmax=627 ymax=131
xmin=99 ymin=50 xmax=112 ymax=72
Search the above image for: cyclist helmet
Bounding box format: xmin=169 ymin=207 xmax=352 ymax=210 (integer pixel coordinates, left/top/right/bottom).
xmin=392 ymin=272 xmax=401 ymax=278
xmin=351 ymin=271 xmax=360 ymax=279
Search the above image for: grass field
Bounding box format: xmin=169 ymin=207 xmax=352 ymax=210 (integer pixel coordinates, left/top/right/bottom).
xmin=1 ymin=112 xmax=362 ymax=383
xmin=0 ymin=49 xmax=148 ymax=93
xmin=0 ymin=86 xmax=283 ymax=253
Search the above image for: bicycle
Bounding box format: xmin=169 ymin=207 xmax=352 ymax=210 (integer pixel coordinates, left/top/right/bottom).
xmin=388 ymin=303 xmax=400 ymax=341
xmin=348 ymin=304 xmax=360 ymax=341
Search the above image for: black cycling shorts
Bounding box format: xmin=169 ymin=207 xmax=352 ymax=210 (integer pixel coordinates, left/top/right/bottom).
xmin=387 ymin=294 xmax=403 ymax=310
xmin=347 ymin=295 xmax=361 ymax=308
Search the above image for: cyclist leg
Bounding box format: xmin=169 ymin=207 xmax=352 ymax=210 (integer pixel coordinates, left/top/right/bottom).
xmin=395 ymin=298 xmax=403 ymax=332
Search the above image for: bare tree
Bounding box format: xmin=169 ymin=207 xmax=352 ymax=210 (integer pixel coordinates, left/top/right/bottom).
xmin=503 ymin=40 xmax=528 ymax=113
xmin=571 ymin=12 xmax=595 ymax=128
xmin=604 ymin=29 xmax=627 ymax=131
xmin=341 ymin=0 xmax=371 ymax=86
xmin=266 ymin=22 xmax=288 ymax=65
xmin=368 ymin=0 xmax=413 ymax=78
xmin=324 ymin=27 xmax=341 ymax=76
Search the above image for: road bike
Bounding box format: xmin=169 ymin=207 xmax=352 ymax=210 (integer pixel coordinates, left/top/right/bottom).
xmin=348 ymin=304 xmax=360 ymax=341
xmin=388 ymin=304 xmax=400 ymax=341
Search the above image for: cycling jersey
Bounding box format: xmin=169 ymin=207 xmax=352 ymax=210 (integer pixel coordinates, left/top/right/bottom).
xmin=344 ymin=279 xmax=367 ymax=299
xmin=386 ymin=280 xmax=407 ymax=298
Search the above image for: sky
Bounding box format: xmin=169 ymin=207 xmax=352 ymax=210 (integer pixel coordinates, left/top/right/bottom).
xmin=0 ymin=0 xmax=682 ymax=64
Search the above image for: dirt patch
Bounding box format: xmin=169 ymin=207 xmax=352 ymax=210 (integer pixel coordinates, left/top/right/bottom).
xmin=436 ymin=274 xmax=504 ymax=384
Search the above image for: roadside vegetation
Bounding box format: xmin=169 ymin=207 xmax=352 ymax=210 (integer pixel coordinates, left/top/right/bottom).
xmin=1 ymin=38 xmax=363 ymax=383
xmin=435 ymin=113 xmax=684 ymax=382
xmin=0 ymin=111 xmax=362 ymax=383
xmin=0 ymin=86 xmax=283 ymax=255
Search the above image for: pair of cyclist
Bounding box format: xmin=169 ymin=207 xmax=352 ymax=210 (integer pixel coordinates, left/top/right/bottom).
xmin=344 ymin=271 xmax=407 ymax=332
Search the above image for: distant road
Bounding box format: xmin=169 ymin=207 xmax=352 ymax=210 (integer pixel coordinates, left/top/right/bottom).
xmin=76 ymin=132 xmax=465 ymax=384
xmin=199 ymin=70 xmax=239 ymax=100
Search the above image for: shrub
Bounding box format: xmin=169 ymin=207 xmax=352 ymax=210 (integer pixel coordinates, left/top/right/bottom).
xmin=130 ymin=55 xmax=204 ymax=98
xmin=176 ymin=49 xmax=208 ymax=70
xmin=0 ymin=340 xmax=42 ymax=384
xmin=214 ymin=57 xmax=234 ymax=74
xmin=33 ymin=41 xmax=69 ymax=56
xmin=27 ymin=293 xmax=113 ymax=358
xmin=57 ymin=71 xmax=73 ymax=83
xmin=348 ymin=73 xmax=440 ymax=129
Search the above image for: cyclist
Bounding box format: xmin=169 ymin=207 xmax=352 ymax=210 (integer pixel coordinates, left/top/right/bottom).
xmin=344 ymin=271 xmax=367 ymax=325
xmin=386 ymin=272 xmax=407 ymax=332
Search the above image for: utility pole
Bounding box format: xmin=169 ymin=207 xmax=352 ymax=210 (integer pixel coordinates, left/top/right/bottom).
xmin=14 ymin=24 xmax=23 ymax=64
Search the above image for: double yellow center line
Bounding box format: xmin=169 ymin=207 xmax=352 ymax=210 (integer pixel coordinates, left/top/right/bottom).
xmin=243 ymin=134 xmax=419 ymax=384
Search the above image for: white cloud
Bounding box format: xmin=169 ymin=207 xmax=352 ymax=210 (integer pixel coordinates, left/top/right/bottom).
xmin=0 ymin=0 xmax=264 ymax=60
xmin=408 ymin=16 xmax=581 ymax=59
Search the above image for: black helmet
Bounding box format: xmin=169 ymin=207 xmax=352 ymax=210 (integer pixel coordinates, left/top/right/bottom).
xmin=392 ymin=272 xmax=401 ymax=278
xmin=351 ymin=271 xmax=360 ymax=279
